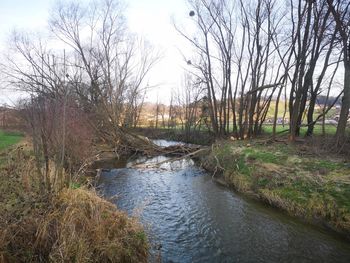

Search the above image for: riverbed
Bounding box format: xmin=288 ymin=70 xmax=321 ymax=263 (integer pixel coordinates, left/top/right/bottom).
xmin=98 ymin=140 xmax=350 ymax=263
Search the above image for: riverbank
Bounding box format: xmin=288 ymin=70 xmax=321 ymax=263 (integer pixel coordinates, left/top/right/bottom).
xmin=197 ymin=138 xmax=350 ymax=240
xmin=0 ymin=140 xmax=148 ymax=262
xmin=99 ymin=138 xmax=350 ymax=262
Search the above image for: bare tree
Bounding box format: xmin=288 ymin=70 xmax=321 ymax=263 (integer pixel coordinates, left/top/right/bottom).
xmin=49 ymin=0 xmax=159 ymax=150
xmin=327 ymin=0 xmax=350 ymax=145
xmin=174 ymin=74 xmax=204 ymax=141
xmin=177 ymin=0 xmax=287 ymax=138
xmin=1 ymin=0 xmax=160 ymax=191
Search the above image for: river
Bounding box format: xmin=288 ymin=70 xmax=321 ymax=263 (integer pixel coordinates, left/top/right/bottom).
xmin=98 ymin=140 xmax=350 ymax=263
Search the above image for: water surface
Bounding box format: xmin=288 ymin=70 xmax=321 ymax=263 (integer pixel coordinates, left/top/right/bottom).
xmin=98 ymin=140 xmax=350 ymax=263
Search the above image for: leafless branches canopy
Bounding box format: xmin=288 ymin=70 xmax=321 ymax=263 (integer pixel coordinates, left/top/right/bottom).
xmin=2 ymin=0 xmax=160 ymax=192
xmin=176 ymin=0 xmax=349 ymax=143
xmin=2 ymin=0 xmax=350 ymax=191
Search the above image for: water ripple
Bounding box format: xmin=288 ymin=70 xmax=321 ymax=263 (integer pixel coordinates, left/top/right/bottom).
xmin=99 ymin=154 xmax=350 ymax=263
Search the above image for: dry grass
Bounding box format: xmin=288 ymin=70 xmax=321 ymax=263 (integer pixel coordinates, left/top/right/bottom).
xmin=0 ymin=145 xmax=148 ymax=263
xmin=36 ymin=188 xmax=148 ymax=263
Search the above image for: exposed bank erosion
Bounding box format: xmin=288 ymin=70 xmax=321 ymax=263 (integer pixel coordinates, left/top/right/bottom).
xmin=196 ymin=140 xmax=350 ymax=240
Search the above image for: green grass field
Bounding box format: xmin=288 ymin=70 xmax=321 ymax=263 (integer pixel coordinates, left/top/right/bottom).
xmin=0 ymin=130 xmax=23 ymax=150
xmin=262 ymin=124 xmax=339 ymax=136
xmin=141 ymin=123 xmax=341 ymax=137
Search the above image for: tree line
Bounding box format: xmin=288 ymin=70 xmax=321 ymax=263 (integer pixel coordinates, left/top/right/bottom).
xmin=1 ymin=0 xmax=159 ymax=192
xmin=175 ymin=0 xmax=349 ymax=145
xmin=1 ymin=0 xmax=349 ymax=191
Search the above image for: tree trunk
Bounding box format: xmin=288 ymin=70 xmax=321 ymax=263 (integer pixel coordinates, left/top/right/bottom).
xmin=306 ymin=92 xmax=317 ymax=136
xmin=335 ymin=61 xmax=350 ymax=144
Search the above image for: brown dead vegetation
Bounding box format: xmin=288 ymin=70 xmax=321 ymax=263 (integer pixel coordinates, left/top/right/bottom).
xmin=0 ymin=145 xmax=148 ymax=263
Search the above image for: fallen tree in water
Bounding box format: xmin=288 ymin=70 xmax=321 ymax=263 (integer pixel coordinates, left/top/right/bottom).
xmin=96 ymin=128 xmax=205 ymax=160
xmin=87 ymin=129 xmax=208 ymax=172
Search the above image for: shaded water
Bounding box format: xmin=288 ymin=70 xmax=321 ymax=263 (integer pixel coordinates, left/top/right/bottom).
xmin=98 ymin=140 xmax=350 ymax=263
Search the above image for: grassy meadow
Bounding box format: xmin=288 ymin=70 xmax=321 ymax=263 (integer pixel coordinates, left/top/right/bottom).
xmin=0 ymin=130 xmax=23 ymax=150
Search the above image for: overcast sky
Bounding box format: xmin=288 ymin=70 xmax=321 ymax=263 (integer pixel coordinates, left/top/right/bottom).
xmin=0 ymin=0 xmax=192 ymax=105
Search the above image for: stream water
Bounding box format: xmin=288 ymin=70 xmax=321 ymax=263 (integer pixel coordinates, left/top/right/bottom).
xmin=98 ymin=140 xmax=350 ymax=263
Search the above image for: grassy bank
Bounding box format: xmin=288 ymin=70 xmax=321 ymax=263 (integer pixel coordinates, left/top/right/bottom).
xmin=200 ymin=139 xmax=350 ymax=239
xmin=0 ymin=143 xmax=148 ymax=262
xmin=262 ymin=124 xmax=339 ymax=136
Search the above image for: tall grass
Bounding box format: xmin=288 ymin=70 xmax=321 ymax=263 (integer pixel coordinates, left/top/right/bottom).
xmin=0 ymin=145 xmax=148 ymax=263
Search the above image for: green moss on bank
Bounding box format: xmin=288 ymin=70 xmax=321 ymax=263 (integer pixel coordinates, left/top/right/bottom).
xmin=206 ymin=140 xmax=350 ymax=237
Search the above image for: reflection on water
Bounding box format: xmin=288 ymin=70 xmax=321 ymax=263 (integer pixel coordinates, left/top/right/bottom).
xmin=98 ymin=141 xmax=350 ymax=263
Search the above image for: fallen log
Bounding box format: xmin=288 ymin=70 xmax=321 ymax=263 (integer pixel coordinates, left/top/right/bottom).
xmin=161 ymin=144 xmax=202 ymax=156
xmin=152 ymin=148 xmax=208 ymax=167
xmin=90 ymin=131 xmax=205 ymax=170
xmin=111 ymin=128 xmax=204 ymax=158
